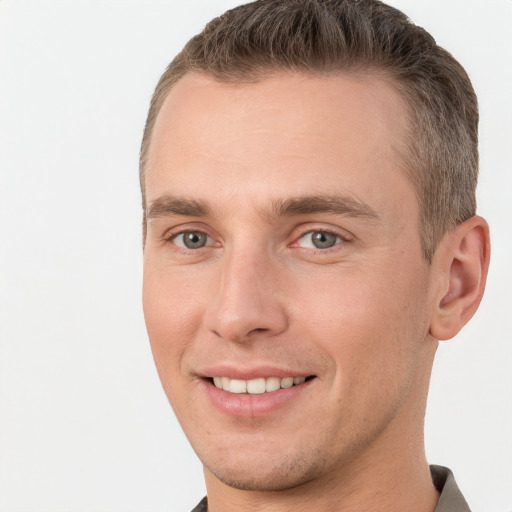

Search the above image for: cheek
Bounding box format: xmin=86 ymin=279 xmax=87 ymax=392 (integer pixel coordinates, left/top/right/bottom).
xmin=142 ymin=266 xmax=214 ymax=429
xmin=294 ymin=262 xmax=429 ymax=388
xmin=142 ymin=266 xmax=204 ymax=381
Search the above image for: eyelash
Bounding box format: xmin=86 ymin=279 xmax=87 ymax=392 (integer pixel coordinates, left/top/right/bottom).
xmin=165 ymin=229 xmax=217 ymax=251
xmin=294 ymin=230 xmax=344 ymax=249
xmin=163 ymin=226 xmax=351 ymax=253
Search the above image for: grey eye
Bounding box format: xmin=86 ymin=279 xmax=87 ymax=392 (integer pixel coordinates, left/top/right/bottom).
xmin=175 ymin=231 xmax=209 ymax=249
xmin=311 ymin=231 xmax=338 ymax=249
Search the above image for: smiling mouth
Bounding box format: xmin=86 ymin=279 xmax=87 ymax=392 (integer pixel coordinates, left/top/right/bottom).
xmin=209 ymin=376 xmax=315 ymax=394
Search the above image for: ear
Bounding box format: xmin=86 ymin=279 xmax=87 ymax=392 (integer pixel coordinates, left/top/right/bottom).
xmin=429 ymin=215 xmax=490 ymax=341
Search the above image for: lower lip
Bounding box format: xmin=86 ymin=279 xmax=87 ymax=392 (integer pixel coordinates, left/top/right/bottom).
xmin=201 ymin=378 xmax=315 ymax=417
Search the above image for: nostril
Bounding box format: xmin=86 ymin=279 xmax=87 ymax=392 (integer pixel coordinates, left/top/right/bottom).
xmin=248 ymin=327 xmax=267 ymax=335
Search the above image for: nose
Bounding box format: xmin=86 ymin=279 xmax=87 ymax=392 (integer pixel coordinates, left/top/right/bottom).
xmin=204 ymin=249 xmax=288 ymax=343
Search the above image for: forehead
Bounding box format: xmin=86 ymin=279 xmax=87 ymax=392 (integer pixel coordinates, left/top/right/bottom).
xmin=145 ymin=72 xmax=414 ymax=221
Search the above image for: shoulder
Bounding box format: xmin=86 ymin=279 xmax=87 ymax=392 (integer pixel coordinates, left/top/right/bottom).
xmin=190 ymin=496 xmax=208 ymax=512
xmin=431 ymin=465 xmax=471 ymax=512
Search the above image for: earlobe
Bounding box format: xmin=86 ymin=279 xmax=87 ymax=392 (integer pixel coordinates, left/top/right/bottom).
xmin=430 ymin=215 xmax=490 ymax=341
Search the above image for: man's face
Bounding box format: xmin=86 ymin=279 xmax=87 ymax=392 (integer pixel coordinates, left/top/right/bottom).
xmin=143 ymin=73 xmax=437 ymax=491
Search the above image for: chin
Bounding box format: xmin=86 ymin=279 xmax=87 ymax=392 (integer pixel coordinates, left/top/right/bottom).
xmin=202 ymin=448 xmax=327 ymax=492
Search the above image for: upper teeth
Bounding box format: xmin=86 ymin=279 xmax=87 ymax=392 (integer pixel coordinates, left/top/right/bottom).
xmin=213 ymin=376 xmax=306 ymax=394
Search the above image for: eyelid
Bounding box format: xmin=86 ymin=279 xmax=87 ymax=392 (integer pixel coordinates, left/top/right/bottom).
xmin=163 ymin=224 xmax=221 ymax=249
xmin=172 ymin=232 xmax=216 ymax=249
xmin=290 ymin=225 xmax=354 ymax=250
xmin=295 ymin=231 xmax=341 ymax=249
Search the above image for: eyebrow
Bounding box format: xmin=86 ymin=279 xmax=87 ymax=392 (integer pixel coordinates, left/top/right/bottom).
xmin=270 ymin=195 xmax=380 ymax=220
xmin=146 ymin=195 xmax=211 ymax=219
xmin=146 ymin=193 xmax=380 ymax=221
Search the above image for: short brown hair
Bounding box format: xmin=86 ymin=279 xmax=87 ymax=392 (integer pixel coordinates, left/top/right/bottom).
xmin=140 ymin=0 xmax=479 ymax=261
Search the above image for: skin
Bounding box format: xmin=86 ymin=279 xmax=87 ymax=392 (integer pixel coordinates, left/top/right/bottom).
xmin=142 ymin=72 xmax=489 ymax=511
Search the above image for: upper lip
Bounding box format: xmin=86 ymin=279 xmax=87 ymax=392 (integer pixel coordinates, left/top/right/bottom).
xmin=197 ymin=364 xmax=313 ymax=380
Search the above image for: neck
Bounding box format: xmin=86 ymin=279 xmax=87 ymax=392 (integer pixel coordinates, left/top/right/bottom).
xmin=204 ymin=443 xmax=438 ymax=512
xmin=204 ymin=340 xmax=440 ymax=512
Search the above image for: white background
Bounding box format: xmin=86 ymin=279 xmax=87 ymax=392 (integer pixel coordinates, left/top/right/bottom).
xmin=0 ymin=1 xmax=511 ymax=511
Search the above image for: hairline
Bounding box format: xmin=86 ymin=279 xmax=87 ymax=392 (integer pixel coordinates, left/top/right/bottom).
xmin=140 ymin=67 xmax=429 ymax=254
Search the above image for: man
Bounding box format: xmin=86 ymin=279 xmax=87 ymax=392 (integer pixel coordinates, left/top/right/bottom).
xmin=140 ymin=1 xmax=490 ymax=510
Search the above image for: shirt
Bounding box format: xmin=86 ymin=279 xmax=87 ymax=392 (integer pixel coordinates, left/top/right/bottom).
xmin=190 ymin=465 xmax=471 ymax=511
